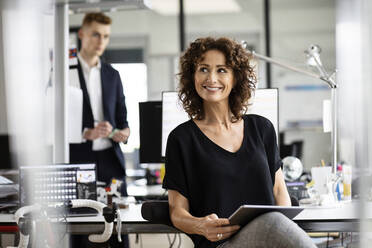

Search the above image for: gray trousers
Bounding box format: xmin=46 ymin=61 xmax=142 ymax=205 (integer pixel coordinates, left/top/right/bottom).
xmin=218 ymin=212 xmax=316 ymax=248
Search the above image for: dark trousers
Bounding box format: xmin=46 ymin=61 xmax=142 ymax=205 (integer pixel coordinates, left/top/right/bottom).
xmin=71 ymin=147 xmax=129 ymax=248
xmin=95 ymin=148 xmax=126 ymax=190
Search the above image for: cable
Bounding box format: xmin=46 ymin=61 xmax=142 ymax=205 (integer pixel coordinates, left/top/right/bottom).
xmin=169 ymin=234 xmax=177 ymax=248
xmin=176 ymin=233 xmax=182 ymax=248
xmin=139 ymin=234 xmax=143 ymax=248
xmin=56 ymin=209 xmax=68 ymax=246
xmin=167 ymin=233 xmax=172 ymax=246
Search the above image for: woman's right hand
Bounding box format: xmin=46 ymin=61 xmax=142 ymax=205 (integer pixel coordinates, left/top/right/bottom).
xmin=196 ymin=213 xmax=240 ymax=242
xmin=168 ymin=190 xmax=240 ymax=242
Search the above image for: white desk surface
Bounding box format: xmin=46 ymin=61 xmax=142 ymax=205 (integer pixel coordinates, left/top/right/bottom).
xmin=1 ymin=201 xmax=371 ymax=234
xmin=1 ymin=201 xmax=370 ymax=224
xmin=0 ymin=204 xmax=143 ymax=223
xmin=127 ymin=184 xmax=166 ymax=197
xmin=295 ymin=201 xmax=372 ymax=220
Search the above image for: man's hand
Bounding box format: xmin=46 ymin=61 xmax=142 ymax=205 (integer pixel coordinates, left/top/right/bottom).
xmin=83 ymin=121 xmax=113 ymax=140
xmin=195 ymin=214 xmax=240 ymax=242
xmin=112 ymin=127 xmax=130 ymax=143
xmin=96 ymin=121 xmax=113 ymax=137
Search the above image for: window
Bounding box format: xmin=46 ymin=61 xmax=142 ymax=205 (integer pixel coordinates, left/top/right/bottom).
xmin=111 ymin=63 xmax=147 ymax=153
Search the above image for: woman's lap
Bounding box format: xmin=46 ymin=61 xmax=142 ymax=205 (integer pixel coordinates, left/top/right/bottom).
xmin=217 ymin=212 xmax=316 ymax=248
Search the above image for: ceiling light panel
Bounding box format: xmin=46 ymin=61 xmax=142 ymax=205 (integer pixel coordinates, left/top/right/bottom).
xmin=150 ymin=0 xmax=241 ymax=16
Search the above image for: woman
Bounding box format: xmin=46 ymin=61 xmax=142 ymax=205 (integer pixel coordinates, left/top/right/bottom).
xmin=162 ymin=37 xmax=315 ymax=248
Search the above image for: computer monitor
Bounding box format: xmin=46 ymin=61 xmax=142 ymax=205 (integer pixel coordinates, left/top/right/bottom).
xmin=161 ymin=92 xmax=189 ymax=157
xmin=0 ymin=135 xmax=12 ymax=169
xmin=161 ymin=89 xmax=279 ymax=157
xmin=19 ymin=164 xmax=97 ymax=206
xmin=139 ymin=101 xmax=163 ymax=163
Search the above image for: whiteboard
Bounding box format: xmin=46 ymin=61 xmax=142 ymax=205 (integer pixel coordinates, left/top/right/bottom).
xmin=161 ymin=89 xmax=279 ymax=157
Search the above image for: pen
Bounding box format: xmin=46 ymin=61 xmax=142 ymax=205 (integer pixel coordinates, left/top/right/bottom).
xmin=320 ymin=159 xmax=326 ymax=167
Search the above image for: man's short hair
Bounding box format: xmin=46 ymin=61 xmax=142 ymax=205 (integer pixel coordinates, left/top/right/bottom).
xmin=81 ymin=12 xmax=112 ymax=27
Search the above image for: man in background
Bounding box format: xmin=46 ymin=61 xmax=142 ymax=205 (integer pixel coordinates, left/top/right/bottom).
xmin=70 ymin=12 xmax=130 ymax=247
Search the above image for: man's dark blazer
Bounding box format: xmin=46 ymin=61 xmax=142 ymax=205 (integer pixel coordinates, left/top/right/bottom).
xmin=69 ymin=59 xmax=128 ymax=177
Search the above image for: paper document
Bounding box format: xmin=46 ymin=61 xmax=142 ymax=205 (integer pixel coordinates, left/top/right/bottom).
xmin=69 ymin=68 xmax=80 ymax=88
xmin=0 ymin=176 xmax=13 ymax=184
xmin=68 ymin=86 xmax=83 ymax=143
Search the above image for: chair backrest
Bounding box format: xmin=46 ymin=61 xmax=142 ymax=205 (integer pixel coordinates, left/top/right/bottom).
xmin=141 ymin=200 xmax=173 ymax=226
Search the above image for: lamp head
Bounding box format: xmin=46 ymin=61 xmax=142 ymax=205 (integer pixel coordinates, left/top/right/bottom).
xmin=305 ymin=44 xmax=323 ymax=67
xmin=305 ymin=44 xmax=322 ymax=57
xmin=241 ymin=40 xmax=248 ymax=50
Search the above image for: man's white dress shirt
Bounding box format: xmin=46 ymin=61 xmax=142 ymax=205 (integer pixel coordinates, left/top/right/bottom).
xmin=78 ymin=53 xmax=112 ymax=151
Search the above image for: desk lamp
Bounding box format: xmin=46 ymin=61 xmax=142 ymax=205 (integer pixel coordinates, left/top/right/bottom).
xmin=241 ymin=41 xmax=338 ymax=174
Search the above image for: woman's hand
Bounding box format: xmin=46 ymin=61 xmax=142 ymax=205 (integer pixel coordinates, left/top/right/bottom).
xmin=195 ymin=213 xmax=240 ymax=242
xmin=168 ymin=190 xmax=240 ymax=242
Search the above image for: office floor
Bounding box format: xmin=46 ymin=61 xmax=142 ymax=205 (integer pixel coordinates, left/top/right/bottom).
xmin=129 ymin=233 xmax=193 ymax=248
xmin=129 ymin=233 xmax=362 ymax=248
xmin=0 ymin=232 xmax=364 ymax=248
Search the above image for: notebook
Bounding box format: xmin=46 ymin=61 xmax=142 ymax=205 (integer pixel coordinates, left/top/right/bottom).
xmin=19 ymin=164 xmax=98 ymax=217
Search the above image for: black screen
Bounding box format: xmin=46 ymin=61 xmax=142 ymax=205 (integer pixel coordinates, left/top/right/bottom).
xmin=0 ymin=135 xmax=12 ymax=169
xmin=139 ymin=101 xmax=163 ymax=163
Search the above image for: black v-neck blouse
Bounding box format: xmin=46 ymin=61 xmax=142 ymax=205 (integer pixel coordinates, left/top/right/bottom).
xmin=162 ymin=114 xmax=282 ymax=248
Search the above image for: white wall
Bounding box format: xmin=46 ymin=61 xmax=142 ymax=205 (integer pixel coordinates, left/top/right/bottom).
xmin=1 ymin=0 xmax=54 ymax=165
xmin=336 ymin=0 xmax=372 ymax=242
xmin=336 ymin=0 xmax=370 ymax=170
xmin=0 ymin=6 xmax=8 ymax=135
xmin=70 ymin=10 xmax=180 ymax=55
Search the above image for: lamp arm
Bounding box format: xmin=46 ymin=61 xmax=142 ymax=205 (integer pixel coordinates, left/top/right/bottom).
xmin=248 ymin=51 xmax=337 ymax=88
xmin=245 ymin=46 xmax=338 ymax=173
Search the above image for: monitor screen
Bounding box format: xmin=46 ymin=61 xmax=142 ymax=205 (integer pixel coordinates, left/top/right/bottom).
xmin=161 ymin=92 xmax=189 ymax=157
xmin=19 ymin=163 xmax=97 ymax=206
xmin=139 ymin=101 xmax=163 ymax=163
xmin=0 ymin=135 xmax=12 ymax=169
xmin=161 ymin=89 xmax=279 ymax=157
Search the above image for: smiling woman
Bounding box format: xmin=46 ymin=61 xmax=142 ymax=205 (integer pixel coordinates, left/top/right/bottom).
xmin=178 ymin=37 xmax=256 ymax=122
xmin=163 ymin=37 xmax=316 ymax=248
xmin=194 ymin=50 xmax=235 ymax=104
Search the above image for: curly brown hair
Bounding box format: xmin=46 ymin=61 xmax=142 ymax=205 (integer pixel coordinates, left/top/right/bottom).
xmin=178 ymin=37 xmax=256 ymax=121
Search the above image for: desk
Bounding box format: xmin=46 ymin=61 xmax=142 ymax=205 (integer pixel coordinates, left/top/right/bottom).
xmin=127 ymin=184 xmax=166 ymax=200
xmin=294 ymin=202 xmax=369 ymax=232
xmin=0 ymin=202 xmax=371 ymax=234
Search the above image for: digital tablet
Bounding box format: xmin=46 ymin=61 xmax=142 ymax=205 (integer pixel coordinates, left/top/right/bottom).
xmin=228 ymin=205 xmax=304 ymax=226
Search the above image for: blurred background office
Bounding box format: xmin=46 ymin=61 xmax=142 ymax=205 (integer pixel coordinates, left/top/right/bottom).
xmin=1 ymin=0 xmax=372 ymax=246
xmin=68 ymin=0 xmax=337 ymax=171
